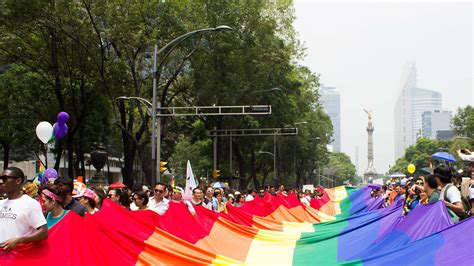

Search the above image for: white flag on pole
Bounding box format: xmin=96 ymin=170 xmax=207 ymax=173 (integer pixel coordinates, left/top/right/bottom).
xmin=184 ymin=160 xmax=197 ymax=197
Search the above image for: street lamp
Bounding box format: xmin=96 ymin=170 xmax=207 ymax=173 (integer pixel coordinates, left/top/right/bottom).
xmin=152 ymin=26 xmax=232 ymax=186
xmin=308 ymin=137 xmax=321 ymax=185
xmin=283 ymin=121 xmax=308 ymax=184
xmin=115 ymin=96 xmax=152 ymax=115
xmin=258 ymin=151 xmax=276 ymax=185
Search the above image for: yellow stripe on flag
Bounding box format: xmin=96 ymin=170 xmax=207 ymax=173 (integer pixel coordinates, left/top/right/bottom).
xmin=282 ymin=221 xmax=315 ymax=234
xmin=245 ymin=229 xmax=300 ymax=265
xmin=212 ymin=255 xmax=244 ymax=265
xmin=333 ymin=186 xmax=349 ymax=215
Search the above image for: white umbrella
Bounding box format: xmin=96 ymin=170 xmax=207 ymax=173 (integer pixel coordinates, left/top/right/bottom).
xmin=390 ymin=172 xmax=406 ymax=178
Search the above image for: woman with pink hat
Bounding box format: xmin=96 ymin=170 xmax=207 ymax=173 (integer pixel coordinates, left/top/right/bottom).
xmin=73 ymin=188 xmax=98 ymax=214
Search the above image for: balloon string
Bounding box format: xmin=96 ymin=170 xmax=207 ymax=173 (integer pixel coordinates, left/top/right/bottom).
xmin=44 ymin=144 xmax=48 ymax=169
xmin=33 ymin=150 xmax=46 ymax=168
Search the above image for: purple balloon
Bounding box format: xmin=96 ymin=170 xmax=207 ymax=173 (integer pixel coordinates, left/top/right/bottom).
xmin=44 ymin=168 xmax=58 ymax=180
xmin=57 ymin=112 xmax=69 ymax=125
xmin=53 ymin=123 xmax=68 ymax=139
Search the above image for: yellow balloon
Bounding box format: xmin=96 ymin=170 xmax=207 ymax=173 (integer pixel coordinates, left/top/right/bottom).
xmin=407 ymin=164 xmax=416 ymax=174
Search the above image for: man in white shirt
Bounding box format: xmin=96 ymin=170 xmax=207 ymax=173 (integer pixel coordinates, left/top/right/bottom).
xmin=0 ymin=167 xmax=48 ymax=251
xmin=245 ymin=189 xmax=256 ymax=201
xmin=148 ymin=183 xmax=169 ymax=215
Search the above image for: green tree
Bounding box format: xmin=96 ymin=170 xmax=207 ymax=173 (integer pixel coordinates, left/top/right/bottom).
xmin=452 ymin=105 xmax=474 ymax=147
xmin=323 ymin=152 xmax=357 ymax=186
xmin=390 ymin=137 xmax=451 ymax=176
xmin=0 ymin=1 xmax=333 ymax=190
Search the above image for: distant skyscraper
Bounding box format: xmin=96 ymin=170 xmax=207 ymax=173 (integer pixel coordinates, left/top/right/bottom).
xmin=321 ymin=86 xmax=341 ymax=152
xmin=422 ymin=110 xmax=452 ymax=139
xmin=394 ymin=63 xmax=442 ymax=159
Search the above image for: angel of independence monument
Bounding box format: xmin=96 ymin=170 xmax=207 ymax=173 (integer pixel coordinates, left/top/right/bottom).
xmin=363 ymin=109 xmax=379 ymax=183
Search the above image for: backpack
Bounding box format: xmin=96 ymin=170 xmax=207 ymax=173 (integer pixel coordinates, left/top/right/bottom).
xmin=443 ymin=184 xmax=472 ymax=221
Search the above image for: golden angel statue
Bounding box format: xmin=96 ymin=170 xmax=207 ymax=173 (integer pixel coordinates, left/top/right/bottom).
xmin=364 ymin=109 xmax=372 ymax=122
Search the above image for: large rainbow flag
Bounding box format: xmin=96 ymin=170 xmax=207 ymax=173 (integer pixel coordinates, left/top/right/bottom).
xmin=1 ymin=185 xmax=472 ymax=265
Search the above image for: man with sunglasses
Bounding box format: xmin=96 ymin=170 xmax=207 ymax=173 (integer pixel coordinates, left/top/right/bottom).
xmin=148 ymin=182 xmax=169 ymax=215
xmin=0 ymin=167 xmax=48 ymax=251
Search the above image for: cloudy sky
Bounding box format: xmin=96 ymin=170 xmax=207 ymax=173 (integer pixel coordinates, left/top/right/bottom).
xmin=293 ymin=1 xmax=473 ymax=175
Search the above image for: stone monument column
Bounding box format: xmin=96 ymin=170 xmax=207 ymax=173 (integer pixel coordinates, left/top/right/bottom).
xmin=364 ymin=109 xmax=378 ymax=183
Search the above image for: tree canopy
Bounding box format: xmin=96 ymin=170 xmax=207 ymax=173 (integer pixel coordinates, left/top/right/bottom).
xmin=0 ymin=1 xmax=353 ymax=189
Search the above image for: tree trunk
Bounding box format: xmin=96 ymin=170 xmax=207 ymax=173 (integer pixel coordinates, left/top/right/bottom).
xmin=53 ymin=141 xmax=63 ymax=171
xmin=67 ymin=134 xmax=75 ymax=179
xmin=233 ymin=141 xmax=247 ymax=191
xmin=118 ymin=102 xmax=135 ymax=188
xmin=262 ymin=172 xmax=268 ymax=188
xmin=2 ymin=143 xmax=10 ymax=170
xmin=250 ymin=152 xmax=260 ymax=189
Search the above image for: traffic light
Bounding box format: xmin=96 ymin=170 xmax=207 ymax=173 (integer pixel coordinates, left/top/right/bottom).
xmin=160 ymin=161 xmax=168 ymax=174
xmin=212 ymin=169 xmax=220 ymax=179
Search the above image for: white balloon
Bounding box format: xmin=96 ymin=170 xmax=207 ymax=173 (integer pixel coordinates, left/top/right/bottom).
xmin=36 ymin=121 xmax=53 ymax=144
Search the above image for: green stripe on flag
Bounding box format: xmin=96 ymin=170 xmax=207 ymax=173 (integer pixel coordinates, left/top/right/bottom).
xmin=293 ymin=218 xmax=349 ymax=265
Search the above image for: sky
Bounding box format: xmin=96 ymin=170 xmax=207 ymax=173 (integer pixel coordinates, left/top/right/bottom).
xmin=293 ymin=1 xmax=473 ymax=175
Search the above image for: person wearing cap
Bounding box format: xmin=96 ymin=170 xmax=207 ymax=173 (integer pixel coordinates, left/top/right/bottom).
xmin=41 ymin=183 xmax=69 ymax=229
xmin=0 ymin=167 xmax=48 ymax=252
xmin=172 ymin=186 xmax=196 ymax=216
xmin=74 ymin=188 xmax=99 ymax=214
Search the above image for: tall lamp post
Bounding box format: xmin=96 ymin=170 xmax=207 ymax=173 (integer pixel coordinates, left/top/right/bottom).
xmin=285 ymin=121 xmax=308 ymax=180
xmin=151 ymin=26 xmax=232 ymax=187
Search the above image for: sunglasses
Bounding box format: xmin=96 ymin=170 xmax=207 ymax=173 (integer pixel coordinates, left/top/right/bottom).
xmin=0 ymin=175 xmax=19 ymax=181
xmin=154 ymin=189 xmax=164 ymax=193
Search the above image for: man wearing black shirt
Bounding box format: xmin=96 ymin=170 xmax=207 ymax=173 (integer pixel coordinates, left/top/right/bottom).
xmin=55 ymin=177 xmax=87 ymax=217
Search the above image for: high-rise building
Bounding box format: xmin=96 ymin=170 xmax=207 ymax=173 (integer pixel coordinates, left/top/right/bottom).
xmin=422 ymin=110 xmax=452 ymax=139
xmin=320 ymin=86 xmax=341 ymax=152
xmin=394 ymin=62 xmax=442 ymax=159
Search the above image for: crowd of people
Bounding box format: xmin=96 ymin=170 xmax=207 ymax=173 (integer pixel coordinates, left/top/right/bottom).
xmin=1 ymin=158 xmax=473 ymax=252
xmin=371 ymin=162 xmax=474 ymax=222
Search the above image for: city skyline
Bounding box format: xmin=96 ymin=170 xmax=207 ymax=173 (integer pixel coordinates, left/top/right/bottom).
xmin=394 ymin=62 xmax=443 ymax=159
xmin=294 ymin=2 xmax=473 ymax=174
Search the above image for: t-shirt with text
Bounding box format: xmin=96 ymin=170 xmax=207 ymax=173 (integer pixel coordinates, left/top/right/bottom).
xmin=0 ymin=195 xmax=46 ymax=242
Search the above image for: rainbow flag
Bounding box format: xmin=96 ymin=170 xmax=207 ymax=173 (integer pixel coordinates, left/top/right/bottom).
xmin=1 ymin=186 xmax=472 ymax=265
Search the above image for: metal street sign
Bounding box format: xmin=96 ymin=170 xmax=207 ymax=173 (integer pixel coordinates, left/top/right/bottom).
xmin=158 ymin=105 xmax=271 ymax=117
xmin=206 ymin=127 xmax=298 ymax=137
